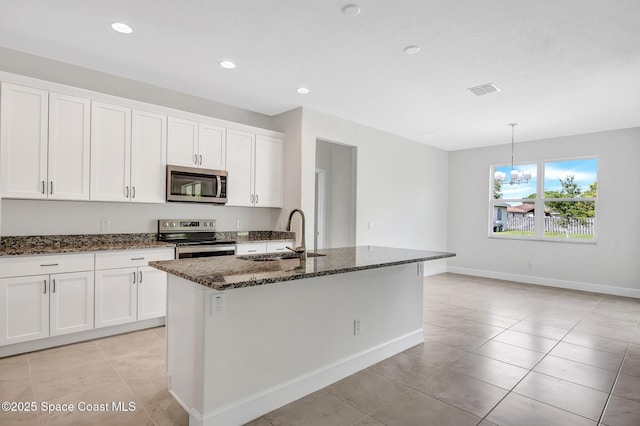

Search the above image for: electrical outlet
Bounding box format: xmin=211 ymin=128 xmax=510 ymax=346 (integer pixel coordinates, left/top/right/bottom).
xmin=354 ymin=319 xmax=362 ymax=335
xmin=368 ymin=221 xmax=375 ymax=230
xmin=236 ymin=220 xmax=241 ymax=229
xmin=528 ymin=262 xmax=535 ymax=270
xmin=100 ymin=219 xmax=110 ymax=232
xmin=211 ymin=294 xmax=224 ymax=316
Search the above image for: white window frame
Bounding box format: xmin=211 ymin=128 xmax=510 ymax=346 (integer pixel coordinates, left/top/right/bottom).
xmin=489 ymin=156 xmax=598 ymax=244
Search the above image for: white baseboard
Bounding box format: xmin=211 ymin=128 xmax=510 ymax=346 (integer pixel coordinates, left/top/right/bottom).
xmin=447 ymin=266 xmax=640 ymax=299
xmin=423 ymin=264 xmax=448 ymax=277
xmin=195 ymin=329 xmax=424 ymax=426
xmin=0 ymin=317 xmax=165 ymax=357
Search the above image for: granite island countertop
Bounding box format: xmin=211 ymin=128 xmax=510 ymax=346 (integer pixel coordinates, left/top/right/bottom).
xmin=149 ymin=246 xmax=455 ymax=290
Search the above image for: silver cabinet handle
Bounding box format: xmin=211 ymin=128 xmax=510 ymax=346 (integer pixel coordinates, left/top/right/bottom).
xmin=194 ymin=154 xmax=198 ymax=164
xmin=131 ymin=257 xmax=145 ymax=261
xmin=52 ymin=279 xmax=56 ymax=293
xmin=247 ymin=249 xmax=257 ymax=253
xmin=42 ymin=181 xmax=46 ymax=194
xmin=50 ymin=181 xmax=53 ymax=195
xmin=132 ymin=186 xmax=136 ymax=198
xmin=43 ymin=279 xmax=47 ymax=294
xmin=250 ymin=194 xmax=254 ymax=204
xmin=199 ymin=154 xmax=203 ymax=165
xmin=139 ymin=271 xmax=143 ymax=283
xmin=126 ymin=186 xmax=130 ymax=198
xmin=40 ymin=263 xmax=59 ymax=267
xmin=255 ymin=194 xmax=258 ymax=204
xmin=132 ymin=271 xmax=137 ymax=284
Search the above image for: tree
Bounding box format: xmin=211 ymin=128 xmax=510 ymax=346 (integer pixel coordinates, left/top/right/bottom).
xmin=493 ymin=179 xmax=502 ymax=199
xmin=546 ymin=176 xmax=596 ymax=237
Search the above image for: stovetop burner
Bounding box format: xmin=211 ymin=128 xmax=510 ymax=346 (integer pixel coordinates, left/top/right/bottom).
xmin=158 ymin=219 xmax=235 ymax=246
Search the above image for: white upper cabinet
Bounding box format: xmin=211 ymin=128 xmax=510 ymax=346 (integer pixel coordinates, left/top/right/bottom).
xmin=226 ymin=130 xmax=283 ymax=208
xmin=198 ymin=123 xmax=226 ymax=170
xmin=1 ymin=83 xmax=90 ymax=200
xmin=48 ymin=93 xmax=91 ymax=200
xmin=91 ymin=102 xmax=166 ymax=203
xmin=254 ymin=135 xmax=283 ymax=208
xmin=226 ymin=129 xmax=255 ymax=207
xmin=131 ymin=110 xmax=167 ymax=203
xmin=167 ymin=117 xmax=226 ymax=170
xmin=167 ymin=117 xmax=198 ymax=167
xmin=90 ymin=101 xmax=132 ymax=202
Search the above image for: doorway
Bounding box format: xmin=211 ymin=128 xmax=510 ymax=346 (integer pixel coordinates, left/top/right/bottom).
xmin=314 ymin=140 xmax=357 ymax=250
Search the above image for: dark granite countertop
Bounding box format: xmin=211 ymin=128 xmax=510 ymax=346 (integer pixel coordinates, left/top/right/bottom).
xmin=149 ymin=246 xmax=455 ymax=290
xmin=0 ymin=233 xmax=175 ymax=256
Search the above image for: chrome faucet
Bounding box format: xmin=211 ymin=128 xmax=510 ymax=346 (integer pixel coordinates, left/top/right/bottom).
xmin=286 ymin=208 xmax=306 ymax=261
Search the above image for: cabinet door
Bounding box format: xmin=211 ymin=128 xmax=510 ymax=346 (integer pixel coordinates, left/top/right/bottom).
xmin=0 ymin=275 xmax=49 ymax=345
xmin=137 ymin=266 xmax=167 ymax=320
xmin=167 ymin=117 xmax=198 ymax=167
xmin=49 ymin=271 xmax=94 ymax=337
xmin=0 ymin=83 xmax=48 ymax=199
xmin=236 ymin=243 xmax=267 ymax=255
xmin=198 ymin=123 xmax=226 ymax=170
xmin=94 ymin=268 xmax=137 ymax=328
xmin=254 ymin=135 xmax=283 ymax=207
xmin=225 ymin=129 xmax=255 ymax=206
xmin=131 ymin=110 xmax=167 ymax=203
xmin=90 ymin=101 xmax=132 ymax=202
xmin=48 ymin=93 xmax=91 ymax=200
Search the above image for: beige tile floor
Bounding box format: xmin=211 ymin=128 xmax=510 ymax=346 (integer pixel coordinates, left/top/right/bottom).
xmin=1 ymin=273 xmax=640 ymax=425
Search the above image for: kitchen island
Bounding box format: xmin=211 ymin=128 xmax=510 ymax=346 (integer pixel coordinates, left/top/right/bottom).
xmin=150 ymin=246 xmax=454 ymax=426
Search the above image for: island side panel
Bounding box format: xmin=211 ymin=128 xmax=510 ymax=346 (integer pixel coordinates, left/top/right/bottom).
xmin=166 ymin=276 xmax=207 ymax=419
xmin=197 ymin=263 xmax=424 ymax=425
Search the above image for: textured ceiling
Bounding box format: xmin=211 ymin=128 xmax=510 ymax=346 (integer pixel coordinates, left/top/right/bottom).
xmin=1 ymin=0 xmax=639 ymax=150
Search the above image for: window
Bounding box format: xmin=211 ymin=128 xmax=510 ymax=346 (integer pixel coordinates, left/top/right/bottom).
xmin=490 ymin=158 xmax=598 ymax=242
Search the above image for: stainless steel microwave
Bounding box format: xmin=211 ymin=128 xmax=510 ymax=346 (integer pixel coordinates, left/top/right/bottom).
xmin=166 ymin=165 xmax=227 ymax=204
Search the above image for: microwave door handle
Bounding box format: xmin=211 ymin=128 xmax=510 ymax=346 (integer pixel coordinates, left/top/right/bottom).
xmin=216 ymin=175 xmax=222 ymax=198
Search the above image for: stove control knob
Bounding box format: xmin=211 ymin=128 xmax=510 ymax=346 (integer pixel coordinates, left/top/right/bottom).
xmin=209 ymin=221 xmax=215 ymax=227
xmin=203 ymin=222 xmax=208 ymax=227
xmin=170 ymin=222 xmax=176 ymax=227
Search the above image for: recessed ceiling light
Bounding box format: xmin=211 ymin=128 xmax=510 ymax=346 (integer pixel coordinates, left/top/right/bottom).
xmin=342 ymin=4 xmax=361 ymax=16
xmin=297 ymin=87 xmax=310 ymax=94
xmin=404 ymin=45 xmax=421 ymax=55
xmin=111 ymin=22 xmax=133 ymax=34
xmin=220 ymin=60 xmax=236 ymax=69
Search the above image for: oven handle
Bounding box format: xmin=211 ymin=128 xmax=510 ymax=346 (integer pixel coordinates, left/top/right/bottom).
xmin=177 ymin=245 xmax=236 ymax=255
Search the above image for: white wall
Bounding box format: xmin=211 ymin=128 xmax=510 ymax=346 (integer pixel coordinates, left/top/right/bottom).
xmin=300 ymin=109 xmax=449 ymax=273
xmin=448 ymin=127 xmax=640 ymax=297
xmin=0 ymin=48 xmax=281 ymax=236
xmin=1 ymin=199 xmax=280 ymax=235
xmin=315 ymin=140 xmax=356 ymax=248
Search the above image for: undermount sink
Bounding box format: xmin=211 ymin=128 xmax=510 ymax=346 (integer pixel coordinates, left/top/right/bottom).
xmin=238 ymin=252 xmax=326 ymax=261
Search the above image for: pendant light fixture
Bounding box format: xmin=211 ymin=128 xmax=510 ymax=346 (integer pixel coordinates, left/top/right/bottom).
xmin=494 ymin=123 xmax=531 ymax=185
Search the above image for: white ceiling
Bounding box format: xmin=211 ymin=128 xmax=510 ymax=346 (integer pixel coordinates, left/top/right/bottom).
xmin=1 ymin=0 xmax=639 ymax=151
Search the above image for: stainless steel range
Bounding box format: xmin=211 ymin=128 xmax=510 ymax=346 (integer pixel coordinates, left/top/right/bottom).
xmin=158 ymin=219 xmax=236 ymax=259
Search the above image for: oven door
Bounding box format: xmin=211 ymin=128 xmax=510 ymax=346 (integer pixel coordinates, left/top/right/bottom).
xmin=175 ymin=245 xmax=236 ymax=259
xmin=167 ymin=165 xmax=227 ymax=204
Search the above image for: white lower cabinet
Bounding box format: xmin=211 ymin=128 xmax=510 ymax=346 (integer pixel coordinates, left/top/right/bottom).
xmin=94 ymin=249 xmax=174 ymax=328
xmin=0 ymin=253 xmax=95 ymax=346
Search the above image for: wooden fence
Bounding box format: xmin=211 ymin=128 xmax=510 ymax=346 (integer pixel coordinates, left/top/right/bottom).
xmin=506 ymin=216 xmax=595 ymax=235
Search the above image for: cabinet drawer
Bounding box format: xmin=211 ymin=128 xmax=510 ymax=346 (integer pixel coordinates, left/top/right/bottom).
xmin=0 ymin=253 xmax=94 ymax=278
xmin=266 ymin=241 xmax=294 ymax=253
xmin=235 ymin=243 xmax=267 ymax=255
xmin=95 ymin=248 xmax=175 ymax=270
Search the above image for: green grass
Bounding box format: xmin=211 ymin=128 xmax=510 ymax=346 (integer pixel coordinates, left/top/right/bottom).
xmin=493 ymin=230 xmax=594 ymax=239
xmin=543 ymin=232 xmax=594 ymax=239
xmin=496 ymin=230 xmax=534 ymax=236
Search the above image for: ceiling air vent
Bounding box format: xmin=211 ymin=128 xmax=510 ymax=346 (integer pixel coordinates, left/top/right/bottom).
xmin=467 ymin=83 xmax=501 ymax=96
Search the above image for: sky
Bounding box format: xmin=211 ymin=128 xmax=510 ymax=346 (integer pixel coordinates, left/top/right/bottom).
xmin=494 ymin=158 xmax=598 ymax=200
